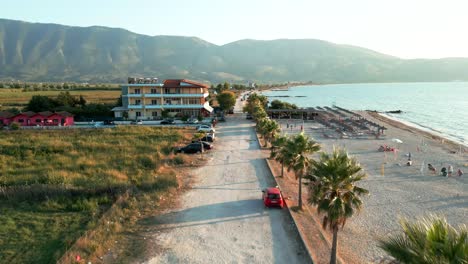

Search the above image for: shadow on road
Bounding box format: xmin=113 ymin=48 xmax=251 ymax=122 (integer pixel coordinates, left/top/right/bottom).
xmin=139 ymin=199 xmax=266 ymax=231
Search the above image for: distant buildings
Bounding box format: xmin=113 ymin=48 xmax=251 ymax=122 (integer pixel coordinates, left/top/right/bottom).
xmin=112 ymin=78 xmax=213 ymax=120
xmin=0 ymin=111 xmax=74 ymax=126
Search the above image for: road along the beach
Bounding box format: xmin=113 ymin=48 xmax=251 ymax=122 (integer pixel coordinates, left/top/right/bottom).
xmin=144 ymin=115 xmax=309 ymax=263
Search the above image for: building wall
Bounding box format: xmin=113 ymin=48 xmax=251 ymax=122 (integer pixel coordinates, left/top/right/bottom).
xmin=115 ymin=80 xmax=211 ymax=120
xmin=6 ymin=113 xmax=74 ymax=126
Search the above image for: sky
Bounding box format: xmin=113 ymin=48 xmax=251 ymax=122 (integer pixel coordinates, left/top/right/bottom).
xmin=1 ymin=0 xmax=467 ymax=59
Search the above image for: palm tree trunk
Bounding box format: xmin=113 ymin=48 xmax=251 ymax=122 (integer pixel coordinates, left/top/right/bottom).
xmin=298 ymin=174 xmax=302 ymax=209
xmin=330 ymin=225 xmax=339 ymax=264
xmin=281 ymin=160 xmax=284 ymax=177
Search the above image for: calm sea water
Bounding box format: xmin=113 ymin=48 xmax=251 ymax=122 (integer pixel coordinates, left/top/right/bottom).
xmin=262 ymin=82 xmax=468 ymax=146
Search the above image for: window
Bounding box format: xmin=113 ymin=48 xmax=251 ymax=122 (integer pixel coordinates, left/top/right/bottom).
xmin=136 ymin=112 xmax=141 ymax=117
xmin=165 ymin=99 xmax=172 ymax=105
xmin=151 ymin=112 xmax=158 ymax=117
xmin=187 ymin=98 xmax=200 ymax=104
xmin=18 ymin=119 xmax=24 ymax=123
xmin=150 ymin=88 xmax=157 ymax=94
xmin=35 ymin=119 xmax=41 ymax=123
xmin=53 ymin=119 xmax=59 ymax=123
xmin=135 ymin=99 xmax=141 ymax=105
xmin=134 ymin=89 xmax=141 ymax=94
xmin=151 ymin=99 xmax=158 ymax=105
xmin=164 ymin=88 xmax=170 ymax=94
xmin=268 ymin=193 xmax=280 ymax=199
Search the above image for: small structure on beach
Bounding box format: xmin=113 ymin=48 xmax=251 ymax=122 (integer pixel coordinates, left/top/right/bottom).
xmin=267 ymin=106 xmax=387 ymax=140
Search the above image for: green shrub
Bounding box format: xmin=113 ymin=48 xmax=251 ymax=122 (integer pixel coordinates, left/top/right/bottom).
xmin=181 ymin=115 xmax=189 ymax=122
xmin=138 ymin=156 xmax=156 ymax=169
xmin=70 ymin=198 xmax=99 ymax=212
xmin=173 ymin=156 xmax=185 ymax=165
xmin=10 ymin=122 xmax=20 ymax=130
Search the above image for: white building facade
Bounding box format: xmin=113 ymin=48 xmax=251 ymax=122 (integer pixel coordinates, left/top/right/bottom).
xmin=112 ymin=78 xmax=213 ymax=120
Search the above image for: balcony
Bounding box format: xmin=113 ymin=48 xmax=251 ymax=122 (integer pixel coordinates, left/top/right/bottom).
xmin=128 ymin=104 xmax=143 ymax=109
xmin=126 ymin=93 xmax=143 ymax=98
xmin=142 ymin=92 xmax=208 ymax=98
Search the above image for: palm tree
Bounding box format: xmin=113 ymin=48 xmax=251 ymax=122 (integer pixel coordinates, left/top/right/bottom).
xmin=262 ymin=119 xmax=280 ymax=147
xmin=379 ymin=215 xmax=467 ymax=264
xmin=306 ymin=147 xmax=369 ymax=264
xmin=286 ymin=132 xmax=321 ymax=210
xmin=270 ymin=135 xmax=291 ymax=177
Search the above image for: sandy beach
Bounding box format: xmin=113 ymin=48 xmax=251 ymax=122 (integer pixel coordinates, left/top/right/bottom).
xmin=272 ymin=111 xmax=468 ymax=263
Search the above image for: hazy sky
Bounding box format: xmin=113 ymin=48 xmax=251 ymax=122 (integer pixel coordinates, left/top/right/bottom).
xmin=1 ymin=0 xmax=467 ymax=59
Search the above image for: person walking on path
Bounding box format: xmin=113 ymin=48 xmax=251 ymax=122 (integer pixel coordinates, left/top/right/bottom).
xmin=457 ymin=168 xmax=463 ymax=177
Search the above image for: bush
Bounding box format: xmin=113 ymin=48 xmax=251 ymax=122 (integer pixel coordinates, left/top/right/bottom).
xmin=181 ymin=115 xmax=189 ymax=122
xmin=197 ymin=115 xmax=203 ymax=121
xmin=10 ymin=122 xmax=20 ymax=130
xmin=173 ymin=156 xmax=185 ymax=165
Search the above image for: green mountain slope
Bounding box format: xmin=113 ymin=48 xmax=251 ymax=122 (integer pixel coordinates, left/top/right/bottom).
xmin=1 ymin=18 xmax=467 ymax=83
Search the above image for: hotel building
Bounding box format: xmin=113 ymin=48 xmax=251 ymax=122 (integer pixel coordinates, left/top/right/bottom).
xmin=112 ymin=78 xmax=213 ymax=120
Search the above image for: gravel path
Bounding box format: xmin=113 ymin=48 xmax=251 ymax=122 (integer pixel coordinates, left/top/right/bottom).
xmin=145 ymin=113 xmax=309 ymax=263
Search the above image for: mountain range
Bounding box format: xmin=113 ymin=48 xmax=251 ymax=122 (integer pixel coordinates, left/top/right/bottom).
xmin=1 ymin=18 xmax=467 ymax=83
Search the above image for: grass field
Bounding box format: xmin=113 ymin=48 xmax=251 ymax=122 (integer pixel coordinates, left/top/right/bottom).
xmin=0 ymin=89 xmax=120 ymax=108
xmin=0 ymin=126 xmax=191 ymax=263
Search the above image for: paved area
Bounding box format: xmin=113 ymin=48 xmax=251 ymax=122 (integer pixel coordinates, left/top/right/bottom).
xmin=144 ymin=110 xmax=308 ymax=263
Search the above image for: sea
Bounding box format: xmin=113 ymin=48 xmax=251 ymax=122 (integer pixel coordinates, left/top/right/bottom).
xmin=262 ymin=82 xmax=468 ymax=147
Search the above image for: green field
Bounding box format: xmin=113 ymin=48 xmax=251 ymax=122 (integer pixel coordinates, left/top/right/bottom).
xmin=0 ymin=89 xmax=120 ymax=109
xmin=0 ymin=126 xmax=189 ymax=263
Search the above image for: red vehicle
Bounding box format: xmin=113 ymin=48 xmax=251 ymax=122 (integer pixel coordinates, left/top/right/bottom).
xmin=262 ymin=187 xmax=284 ymax=208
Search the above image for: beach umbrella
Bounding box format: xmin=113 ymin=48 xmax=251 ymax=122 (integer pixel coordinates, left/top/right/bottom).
xmin=391 ymin=138 xmax=403 ymax=144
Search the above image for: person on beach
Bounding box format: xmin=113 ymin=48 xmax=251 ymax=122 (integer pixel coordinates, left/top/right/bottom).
xmin=441 ymin=167 xmax=447 ymax=177
xmin=457 ymin=168 xmax=463 ymax=177
xmin=448 ymin=165 xmax=453 ymax=176
xmin=428 ymin=164 xmax=436 ymax=174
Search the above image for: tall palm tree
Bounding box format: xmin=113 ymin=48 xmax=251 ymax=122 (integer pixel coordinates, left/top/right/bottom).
xmin=306 ymin=147 xmax=369 ymax=264
xmin=286 ymin=132 xmax=321 ymax=209
xmin=379 ymin=215 xmax=467 ymax=264
xmin=263 ymin=119 xmax=281 ymax=147
xmin=270 ymin=135 xmax=291 ymax=177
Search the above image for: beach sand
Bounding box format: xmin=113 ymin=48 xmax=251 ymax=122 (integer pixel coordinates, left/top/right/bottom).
xmin=273 ymin=111 xmax=468 ymax=263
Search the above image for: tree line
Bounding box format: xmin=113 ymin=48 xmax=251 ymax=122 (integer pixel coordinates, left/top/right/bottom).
xmin=0 ymin=82 xmax=119 ymax=91
xmin=243 ymin=93 xmax=467 ymax=264
xmin=17 ymin=92 xmax=116 ymax=120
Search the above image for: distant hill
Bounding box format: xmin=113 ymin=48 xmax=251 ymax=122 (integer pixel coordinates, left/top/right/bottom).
xmin=1 ymin=18 xmax=467 ymax=83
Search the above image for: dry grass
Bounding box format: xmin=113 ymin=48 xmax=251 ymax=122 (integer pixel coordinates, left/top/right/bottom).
xmin=0 ymin=126 xmax=197 ymax=263
xmin=0 ymin=89 xmax=120 ymax=107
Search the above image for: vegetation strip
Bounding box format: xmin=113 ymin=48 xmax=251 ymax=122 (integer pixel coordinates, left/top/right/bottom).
xmin=0 ymin=126 xmax=190 ymax=263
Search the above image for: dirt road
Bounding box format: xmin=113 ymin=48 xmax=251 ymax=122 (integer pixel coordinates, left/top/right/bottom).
xmin=145 ymin=114 xmax=308 ymax=263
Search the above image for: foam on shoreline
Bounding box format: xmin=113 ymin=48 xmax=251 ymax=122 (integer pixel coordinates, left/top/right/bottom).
xmin=377 ymin=113 xmax=468 ymax=149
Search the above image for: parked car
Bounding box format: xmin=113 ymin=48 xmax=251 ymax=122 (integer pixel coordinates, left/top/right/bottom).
xmin=130 ymin=120 xmax=143 ymax=125
xmin=177 ymin=142 xmax=205 ymax=154
xmin=103 ymin=120 xmax=115 ymax=126
xmin=246 ymin=114 xmax=253 ymax=119
xmin=218 ymin=116 xmax=226 ymax=122
xmin=200 ymin=134 xmax=215 ymax=142
xmin=160 ymin=119 xmax=175 ymax=125
xmin=186 ymin=118 xmax=199 ymax=124
xmin=192 ymin=140 xmax=213 ymax=150
xmin=196 ymin=125 xmax=215 ymax=133
xmin=262 ymin=187 xmax=284 ymax=208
